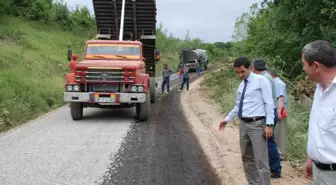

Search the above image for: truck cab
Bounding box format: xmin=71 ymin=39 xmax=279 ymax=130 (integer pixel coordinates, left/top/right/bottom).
xmin=64 ymin=39 xmax=160 ymax=121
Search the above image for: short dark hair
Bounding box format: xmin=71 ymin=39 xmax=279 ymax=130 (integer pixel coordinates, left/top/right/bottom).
xmin=252 ymin=58 xmax=266 ymax=71
xmin=234 ymin=56 xmax=250 ymax=68
xmin=268 ymin=69 xmax=278 ymax=77
xmin=302 ymin=40 xmax=336 ymax=68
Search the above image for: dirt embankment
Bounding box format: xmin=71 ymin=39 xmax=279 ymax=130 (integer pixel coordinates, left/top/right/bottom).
xmin=180 ymin=76 xmax=313 ymax=185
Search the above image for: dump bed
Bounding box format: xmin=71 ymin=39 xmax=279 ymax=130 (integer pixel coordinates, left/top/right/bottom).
xmin=179 ymin=50 xmax=198 ymax=63
xmin=92 ymin=0 xmax=157 ymax=76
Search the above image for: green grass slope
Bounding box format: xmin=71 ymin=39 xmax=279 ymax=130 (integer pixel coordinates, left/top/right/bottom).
xmin=0 ymin=17 xmax=90 ymax=131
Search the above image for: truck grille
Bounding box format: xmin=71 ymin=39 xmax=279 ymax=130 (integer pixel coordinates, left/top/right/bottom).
xmin=76 ymin=69 xmax=134 ymax=82
xmin=91 ymin=84 xmax=119 ymax=92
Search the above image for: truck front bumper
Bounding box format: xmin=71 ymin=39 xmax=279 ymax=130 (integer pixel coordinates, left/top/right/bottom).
xmin=64 ymin=92 xmax=146 ymax=103
xmin=186 ymin=64 xmax=196 ymax=69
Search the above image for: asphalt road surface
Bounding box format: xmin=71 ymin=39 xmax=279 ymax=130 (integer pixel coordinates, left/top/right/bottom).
xmin=0 ymin=65 xmax=221 ymax=185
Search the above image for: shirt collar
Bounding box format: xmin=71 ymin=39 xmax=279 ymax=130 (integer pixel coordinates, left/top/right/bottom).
xmin=316 ymin=75 xmax=336 ymax=89
xmin=245 ymin=72 xmax=253 ymax=82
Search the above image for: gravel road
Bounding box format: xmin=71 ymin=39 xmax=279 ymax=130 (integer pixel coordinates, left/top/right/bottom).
xmin=0 ymin=65 xmax=221 ymax=185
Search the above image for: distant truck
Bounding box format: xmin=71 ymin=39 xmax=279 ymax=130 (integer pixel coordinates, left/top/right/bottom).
xmin=179 ymin=49 xmax=209 ymax=71
xmin=63 ymin=0 xmax=160 ymax=122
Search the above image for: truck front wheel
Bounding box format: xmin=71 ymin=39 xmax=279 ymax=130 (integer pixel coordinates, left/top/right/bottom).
xmin=149 ymin=77 xmax=156 ymax=104
xmin=70 ymin=102 xmax=83 ymax=120
xmin=136 ymin=93 xmax=149 ymax=121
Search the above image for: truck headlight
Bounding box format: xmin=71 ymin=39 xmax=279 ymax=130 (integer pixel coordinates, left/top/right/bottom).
xmin=73 ymin=85 xmax=80 ymax=91
xmin=131 ymin=85 xmax=137 ymax=92
xmin=66 ymin=85 xmax=73 ymax=91
xmin=137 ymin=86 xmax=144 ymax=92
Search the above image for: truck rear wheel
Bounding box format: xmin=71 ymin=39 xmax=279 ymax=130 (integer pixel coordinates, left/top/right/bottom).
xmin=136 ymin=93 xmax=149 ymax=121
xmin=149 ymin=77 xmax=156 ymax=104
xmin=70 ymin=102 xmax=83 ymax=120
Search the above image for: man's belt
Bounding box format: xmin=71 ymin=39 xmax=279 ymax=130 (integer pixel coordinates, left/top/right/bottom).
xmin=240 ymin=116 xmax=265 ymax=123
xmin=314 ymin=161 xmax=336 ymax=171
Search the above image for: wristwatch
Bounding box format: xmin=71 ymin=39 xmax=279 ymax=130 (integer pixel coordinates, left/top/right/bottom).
xmin=266 ymin=124 xmax=273 ymax=127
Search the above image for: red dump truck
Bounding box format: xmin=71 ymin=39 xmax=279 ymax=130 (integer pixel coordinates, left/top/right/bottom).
xmin=63 ymin=0 xmax=160 ymax=121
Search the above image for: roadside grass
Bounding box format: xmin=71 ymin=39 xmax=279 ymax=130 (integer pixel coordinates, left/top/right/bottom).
xmin=202 ymin=66 xmax=312 ymax=167
xmin=0 ymin=16 xmax=90 ymax=131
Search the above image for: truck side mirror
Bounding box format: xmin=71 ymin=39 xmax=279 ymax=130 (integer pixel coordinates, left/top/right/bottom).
xmin=67 ymin=46 xmax=72 ymax=61
xmin=154 ymin=49 xmax=160 ymax=62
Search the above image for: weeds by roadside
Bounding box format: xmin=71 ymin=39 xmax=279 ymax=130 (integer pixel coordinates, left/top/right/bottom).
xmin=0 ymin=17 xmax=89 ymax=132
xmin=202 ymin=67 xmax=312 ymax=167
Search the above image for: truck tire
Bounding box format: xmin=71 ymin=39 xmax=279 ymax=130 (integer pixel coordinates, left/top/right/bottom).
xmin=149 ymin=77 xmax=156 ymax=104
xmin=70 ymin=102 xmax=83 ymax=120
xmin=136 ymin=93 xmax=149 ymax=121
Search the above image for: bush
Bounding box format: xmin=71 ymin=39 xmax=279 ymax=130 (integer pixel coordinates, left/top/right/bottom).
xmin=4 ymin=0 xmax=95 ymax=31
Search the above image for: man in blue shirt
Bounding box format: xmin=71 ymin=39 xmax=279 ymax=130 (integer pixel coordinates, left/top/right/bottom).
xmin=180 ymin=64 xmax=190 ymax=90
xmin=219 ymin=56 xmax=274 ymax=185
xmin=269 ymin=69 xmax=288 ymax=161
xmin=252 ymin=58 xmax=282 ymax=178
xmin=161 ymin=64 xmax=173 ymax=94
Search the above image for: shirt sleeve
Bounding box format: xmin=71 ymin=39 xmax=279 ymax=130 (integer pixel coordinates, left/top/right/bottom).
xmin=260 ymin=77 xmax=275 ymax=125
xmin=275 ymin=82 xmax=286 ymax=98
xmin=224 ymin=83 xmax=242 ymax=123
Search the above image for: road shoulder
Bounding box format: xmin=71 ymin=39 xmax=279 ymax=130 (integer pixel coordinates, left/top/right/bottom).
xmin=180 ymin=75 xmax=313 ymax=185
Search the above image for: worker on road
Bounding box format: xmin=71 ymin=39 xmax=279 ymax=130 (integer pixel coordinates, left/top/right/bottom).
xmin=162 ymin=64 xmax=173 ymax=94
xmin=219 ymin=56 xmax=274 ymax=185
xmin=251 ymin=58 xmax=282 ymax=178
xmin=195 ymin=60 xmax=201 ymax=75
xmin=180 ymin=64 xmax=190 ymax=91
xmin=268 ymin=69 xmax=288 ymax=162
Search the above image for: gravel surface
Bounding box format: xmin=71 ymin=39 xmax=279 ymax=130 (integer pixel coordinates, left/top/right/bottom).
xmin=0 ymin=107 xmax=133 ymax=185
xmin=99 ymin=86 xmax=220 ymax=185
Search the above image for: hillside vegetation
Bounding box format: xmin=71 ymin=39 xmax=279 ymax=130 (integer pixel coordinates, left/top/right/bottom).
xmin=203 ymin=0 xmax=336 ymax=166
xmin=0 ymin=0 xmax=230 ymax=131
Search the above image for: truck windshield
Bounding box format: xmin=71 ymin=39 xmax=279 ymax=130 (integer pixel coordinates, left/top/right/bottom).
xmin=85 ymin=44 xmax=141 ymax=59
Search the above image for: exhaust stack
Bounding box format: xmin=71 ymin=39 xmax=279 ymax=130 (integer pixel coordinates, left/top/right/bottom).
xmin=118 ymin=0 xmax=126 ymax=41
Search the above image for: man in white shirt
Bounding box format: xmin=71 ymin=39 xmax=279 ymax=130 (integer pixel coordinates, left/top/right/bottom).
xmin=302 ymin=40 xmax=336 ymax=184
xmin=219 ymin=56 xmax=274 ymax=185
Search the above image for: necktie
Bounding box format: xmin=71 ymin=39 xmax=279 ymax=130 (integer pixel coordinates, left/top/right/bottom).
xmin=238 ymin=79 xmax=248 ymax=118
